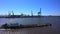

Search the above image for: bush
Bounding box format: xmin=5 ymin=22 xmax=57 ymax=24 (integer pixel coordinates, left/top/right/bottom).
xmin=2 ymin=23 xmax=9 ymax=29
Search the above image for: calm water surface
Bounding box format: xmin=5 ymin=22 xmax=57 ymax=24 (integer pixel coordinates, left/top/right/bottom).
xmin=0 ymin=16 xmax=60 ymax=34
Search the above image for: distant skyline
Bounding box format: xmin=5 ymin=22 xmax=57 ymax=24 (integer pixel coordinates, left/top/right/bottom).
xmin=0 ymin=0 xmax=60 ymax=16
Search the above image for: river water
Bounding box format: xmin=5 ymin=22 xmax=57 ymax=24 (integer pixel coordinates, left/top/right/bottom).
xmin=0 ymin=16 xmax=60 ymax=34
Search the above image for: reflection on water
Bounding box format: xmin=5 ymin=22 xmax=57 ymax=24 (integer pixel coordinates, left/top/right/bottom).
xmin=0 ymin=16 xmax=60 ymax=34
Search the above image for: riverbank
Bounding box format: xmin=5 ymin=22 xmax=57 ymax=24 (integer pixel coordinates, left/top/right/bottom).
xmin=0 ymin=15 xmax=41 ymax=18
xmin=0 ymin=26 xmax=56 ymax=34
xmin=1 ymin=23 xmax=52 ymax=29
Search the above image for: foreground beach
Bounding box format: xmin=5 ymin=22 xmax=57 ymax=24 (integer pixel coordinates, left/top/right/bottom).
xmin=0 ymin=26 xmax=59 ymax=34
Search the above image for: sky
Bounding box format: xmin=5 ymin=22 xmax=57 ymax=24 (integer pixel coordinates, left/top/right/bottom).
xmin=0 ymin=0 xmax=60 ymax=16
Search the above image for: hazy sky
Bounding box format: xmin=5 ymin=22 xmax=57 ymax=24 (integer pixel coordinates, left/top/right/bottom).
xmin=0 ymin=0 xmax=60 ymax=16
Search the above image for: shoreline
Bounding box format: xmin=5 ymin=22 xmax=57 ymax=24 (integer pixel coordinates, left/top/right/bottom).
xmin=0 ymin=15 xmax=60 ymax=18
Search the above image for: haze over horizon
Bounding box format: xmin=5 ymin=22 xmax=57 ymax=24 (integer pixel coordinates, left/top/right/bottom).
xmin=0 ymin=0 xmax=60 ymax=16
